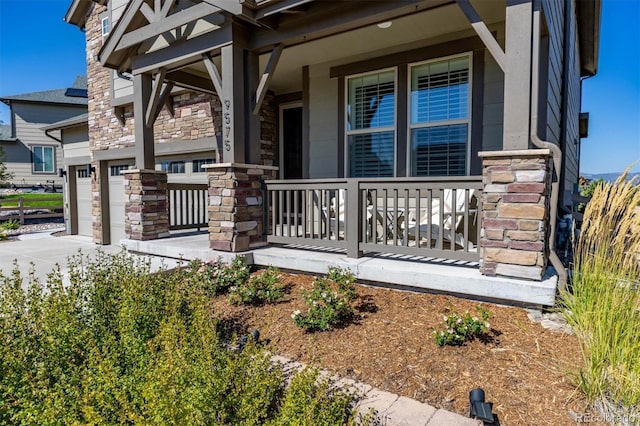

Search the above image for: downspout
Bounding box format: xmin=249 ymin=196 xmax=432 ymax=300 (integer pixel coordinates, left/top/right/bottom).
xmin=529 ymin=1 xmax=568 ymax=292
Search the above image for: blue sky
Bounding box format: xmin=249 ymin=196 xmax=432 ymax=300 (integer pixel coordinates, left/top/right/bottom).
xmin=0 ymin=0 xmax=638 ymax=174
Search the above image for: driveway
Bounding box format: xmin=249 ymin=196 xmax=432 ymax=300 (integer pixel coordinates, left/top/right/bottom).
xmin=0 ymin=231 xmax=179 ymax=288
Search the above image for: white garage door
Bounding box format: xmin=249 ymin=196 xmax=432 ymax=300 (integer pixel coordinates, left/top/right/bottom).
xmin=108 ymin=163 xmax=130 ymax=245
xmin=75 ymin=167 xmax=93 ymax=236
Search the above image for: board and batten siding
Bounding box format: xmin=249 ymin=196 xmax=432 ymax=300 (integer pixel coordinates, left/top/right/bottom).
xmin=3 ymin=103 xmax=85 ymax=185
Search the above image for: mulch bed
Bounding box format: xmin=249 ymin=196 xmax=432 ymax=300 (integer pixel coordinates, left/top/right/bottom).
xmin=210 ymin=270 xmax=602 ymax=425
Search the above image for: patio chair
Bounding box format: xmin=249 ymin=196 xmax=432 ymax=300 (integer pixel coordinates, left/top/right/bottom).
xmin=404 ymin=189 xmax=477 ymax=250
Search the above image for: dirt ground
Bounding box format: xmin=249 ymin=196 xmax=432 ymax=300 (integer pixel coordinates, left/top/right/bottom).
xmin=210 ymin=269 xmax=601 ymax=425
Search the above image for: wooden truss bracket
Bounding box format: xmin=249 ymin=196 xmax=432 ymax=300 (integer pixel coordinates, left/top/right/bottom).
xmin=253 ymin=43 xmax=283 ymax=115
xmin=456 ymin=0 xmax=505 ymax=71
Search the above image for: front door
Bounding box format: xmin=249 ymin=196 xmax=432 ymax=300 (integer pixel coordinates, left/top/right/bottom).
xmin=280 ymin=104 xmax=303 ymax=179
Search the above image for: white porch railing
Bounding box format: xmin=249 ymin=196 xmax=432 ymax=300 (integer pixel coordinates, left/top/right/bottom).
xmin=167 ymin=183 xmax=208 ymax=231
xmin=265 ymin=177 xmax=482 ymax=262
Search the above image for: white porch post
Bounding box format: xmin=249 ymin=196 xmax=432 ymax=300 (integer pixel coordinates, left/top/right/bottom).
xmin=503 ymin=0 xmax=533 ymax=150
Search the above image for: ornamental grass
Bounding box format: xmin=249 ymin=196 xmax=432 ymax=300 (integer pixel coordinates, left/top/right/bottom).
xmin=560 ymin=169 xmax=640 ymax=423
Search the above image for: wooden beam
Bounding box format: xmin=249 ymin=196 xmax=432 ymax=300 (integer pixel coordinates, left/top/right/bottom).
xmin=131 ymin=23 xmax=232 ymax=75
xmin=133 ymin=73 xmax=155 ymax=169
xmin=201 ymin=0 xmax=257 ymax=23
xmin=153 ymin=81 xmax=175 ymax=122
xmin=117 ymin=2 xmax=224 ymax=55
xmin=162 ymin=84 xmax=175 ymax=118
xmin=455 ymin=0 xmax=505 ymax=71
xmin=252 ymin=43 xmax=282 ymax=115
xmin=249 ymin=0 xmax=452 ymax=52
xmin=160 ymin=0 xmax=174 ymax=18
xmin=203 ymin=53 xmax=224 ymax=97
xmin=166 ymin=69 xmax=216 ymax=95
xmin=145 ymin=68 xmax=166 ymax=128
xmin=255 ymin=0 xmax=313 ymax=19
xmin=99 ymin=0 xmax=144 ymax=65
xmin=139 ymin=2 xmax=157 ymax=23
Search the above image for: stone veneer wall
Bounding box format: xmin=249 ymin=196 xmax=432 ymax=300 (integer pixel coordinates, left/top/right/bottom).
xmin=122 ymin=170 xmax=169 ymax=240
xmin=84 ymin=5 xmax=279 ymax=243
xmin=206 ymin=164 xmax=278 ymax=252
xmin=478 ymin=149 xmax=553 ymax=280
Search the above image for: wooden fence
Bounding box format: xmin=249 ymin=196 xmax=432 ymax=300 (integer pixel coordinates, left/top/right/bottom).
xmin=0 ymin=196 xmax=64 ymax=225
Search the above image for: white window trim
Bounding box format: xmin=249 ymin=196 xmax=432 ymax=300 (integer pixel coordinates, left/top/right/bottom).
xmin=101 ymin=16 xmax=110 ymax=37
xmin=406 ymin=52 xmax=473 ymax=176
xmin=32 ymin=145 xmax=56 ymax=174
xmin=344 ymin=67 xmax=398 ymax=178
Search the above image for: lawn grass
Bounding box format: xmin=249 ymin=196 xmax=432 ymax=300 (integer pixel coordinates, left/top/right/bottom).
xmin=0 ymin=193 xmax=63 ymax=208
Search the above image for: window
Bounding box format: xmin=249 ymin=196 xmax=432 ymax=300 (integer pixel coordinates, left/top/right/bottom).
xmin=192 ymin=158 xmax=215 ymax=173
xmin=409 ymin=55 xmax=470 ymax=176
xmin=101 ymin=16 xmax=110 ymax=37
xmin=110 ymin=164 xmax=132 ymax=176
xmin=346 ymin=70 xmax=395 ymax=177
xmin=77 ymin=167 xmax=90 ymax=179
xmin=160 ymin=160 xmax=185 ymax=174
xmin=32 ymin=146 xmax=55 ymax=173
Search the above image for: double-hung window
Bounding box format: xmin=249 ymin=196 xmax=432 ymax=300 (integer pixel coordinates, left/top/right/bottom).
xmin=33 ymin=146 xmax=55 ymax=173
xmin=409 ymin=55 xmax=470 ymax=176
xmin=347 ymin=70 xmax=396 ymax=177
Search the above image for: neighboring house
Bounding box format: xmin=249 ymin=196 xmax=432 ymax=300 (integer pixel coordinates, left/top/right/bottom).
xmin=64 ymin=0 xmax=600 ymax=305
xmin=0 ymin=77 xmax=88 ymax=188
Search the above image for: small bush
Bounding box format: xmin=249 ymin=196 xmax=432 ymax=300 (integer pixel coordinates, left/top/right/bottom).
xmin=229 ymin=266 xmax=285 ymax=305
xmin=1 ymin=218 xmax=20 ymax=230
xmin=292 ymin=267 xmax=356 ymax=332
xmin=433 ymin=306 xmax=491 ymax=346
xmin=270 ymin=368 xmax=356 ymax=426
xmin=192 ymin=256 xmax=250 ymax=296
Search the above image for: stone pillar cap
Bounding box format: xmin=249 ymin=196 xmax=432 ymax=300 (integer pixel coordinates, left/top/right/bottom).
xmin=478 ymin=149 xmax=551 ymax=158
xmin=203 ymin=163 xmax=279 ymax=171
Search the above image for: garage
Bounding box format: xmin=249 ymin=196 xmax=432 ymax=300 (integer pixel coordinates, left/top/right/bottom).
xmin=107 ymin=162 xmax=130 ymax=245
xmin=75 ymin=166 xmax=93 ymax=236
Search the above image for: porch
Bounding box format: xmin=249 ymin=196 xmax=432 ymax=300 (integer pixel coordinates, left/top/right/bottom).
xmin=124 ymin=169 xmax=558 ymax=306
xmin=122 ymin=232 xmax=558 ymax=307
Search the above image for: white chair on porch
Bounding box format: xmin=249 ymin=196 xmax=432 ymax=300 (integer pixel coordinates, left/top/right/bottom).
xmin=404 ymin=189 xmax=477 ymax=250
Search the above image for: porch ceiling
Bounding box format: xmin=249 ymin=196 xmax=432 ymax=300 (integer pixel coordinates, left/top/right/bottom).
xmin=178 ymin=0 xmax=505 ymax=95
xmin=103 ymin=0 xmax=505 ymax=93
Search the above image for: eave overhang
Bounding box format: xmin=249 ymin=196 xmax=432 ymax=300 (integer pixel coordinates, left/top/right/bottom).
xmin=576 ymin=0 xmax=601 ymax=77
xmin=65 ymin=0 xmax=107 ymax=28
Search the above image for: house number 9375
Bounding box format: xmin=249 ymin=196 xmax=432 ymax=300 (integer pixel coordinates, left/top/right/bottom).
xmin=224 ymin=99 xmax=232 ymax=151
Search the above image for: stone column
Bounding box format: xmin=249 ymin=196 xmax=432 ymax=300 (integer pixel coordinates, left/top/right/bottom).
xmin=122 ymin=169 xmax=169 ymax=241
xmin=205 ymin=163 xmax=278 ymax=252
xmin=478 ymin=149 xmax=552 ymax=280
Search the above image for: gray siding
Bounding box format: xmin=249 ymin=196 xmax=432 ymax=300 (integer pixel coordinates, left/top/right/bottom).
xmin=542 ymin=0 xmax=564 ymax=145
xmin=541 ymin=0 xmax=582 ymax=208
xmin=561 ymin=0 xmax=582 ymax=207
xmin=2 ymin=103 xmax=85 ymax=185
xmin=482 ymin=26 xmax=505 ymax=152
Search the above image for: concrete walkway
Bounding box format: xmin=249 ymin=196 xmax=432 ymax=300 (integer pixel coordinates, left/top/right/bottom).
xmin=0 ymin=231 xmax=179 ymax=287
xmin=0 ymin=232 xmax=483 ymax=425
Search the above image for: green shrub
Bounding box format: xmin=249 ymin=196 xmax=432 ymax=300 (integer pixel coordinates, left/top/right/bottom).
xmin=292 ymin=267 xmax=356 ymax=332
xmin=560 ymin=171 xmax=640 ymax=420
xmin=229 ymin=266 xmax=285 ymax=305
xmin=0 ymin=218 xmax=20 ymax=230
xmin=0 ymin=251 xmax=358 ymax=424
xmin=432 ymin=306 xmax=491 ymax=346
xmin=191 ymin=256 xmax=251 ymax=296
xmin=270 ymin=368 xmax=356 ymax=426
